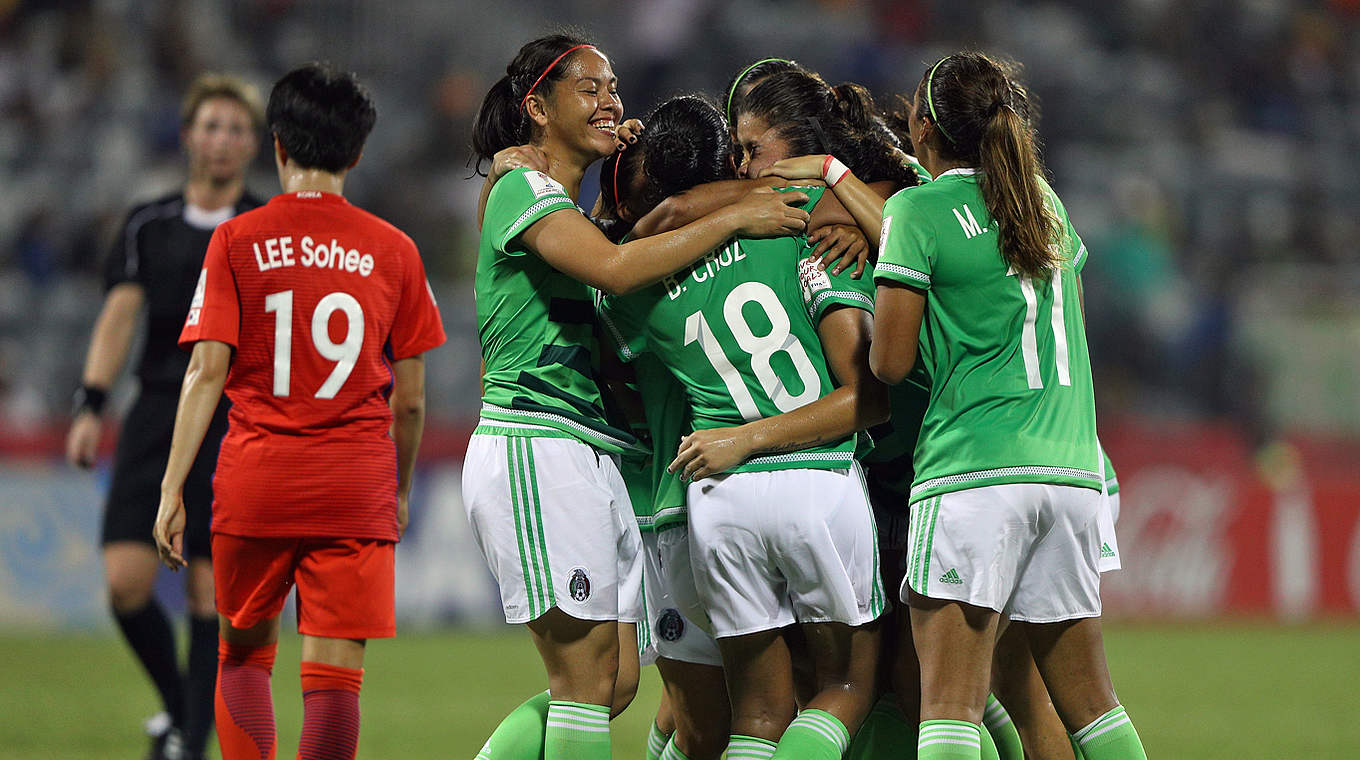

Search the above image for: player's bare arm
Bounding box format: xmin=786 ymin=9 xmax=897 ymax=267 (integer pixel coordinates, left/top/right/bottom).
xmin=66 ymin=282 xmax=145 ymax=468
xmin=869 ymin=282 xmax=926 ymax=385
xmin=389 ymin=354 xmax=426 ymax=538
xmin=669 ymin=305 xmax=888 ymax=480
xmin=761 ymin=155 xmax=889 ymax=246
xmin=518 ymin=187 xmax=808 ymax=296
xmin=629 ymin=178 xmax=789 ymax=238
xmin=630 ymin=177 xmax=877 ymax=279
xmin=154 ymin=339 xmax=232 ymax=570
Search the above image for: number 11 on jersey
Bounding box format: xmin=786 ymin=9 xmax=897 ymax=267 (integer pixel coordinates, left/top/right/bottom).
xmin=1009 ymin=267 xmax=1071 ymax=390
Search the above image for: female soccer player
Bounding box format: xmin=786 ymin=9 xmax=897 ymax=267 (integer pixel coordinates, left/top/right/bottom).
xmin=67 ymin=73 xmax=262 ymax=760
xmin=154 ymin=64 xmax=446 ymax=760
xmin=465 ymin=35 xmax=810 ymax=760
xmin=597 ymin=96 xmax=880 ymax=760
xmin=599 ymin=94 xmax=888 ymax=760
xmin=868 ymin=52 xmax=1147 ymax=760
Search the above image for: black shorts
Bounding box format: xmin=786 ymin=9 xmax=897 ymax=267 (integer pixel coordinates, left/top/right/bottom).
xmin=867 ymin=477 xmax=911 ymax=582
xmin=102 ymin=388 xmax=229 ymax=559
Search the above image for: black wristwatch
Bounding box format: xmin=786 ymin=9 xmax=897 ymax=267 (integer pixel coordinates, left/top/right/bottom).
xmin=72 ymin=385 xmax=109 ymax=418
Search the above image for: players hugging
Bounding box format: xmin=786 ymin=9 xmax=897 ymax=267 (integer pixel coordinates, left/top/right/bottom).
xmin=459 ymin=38 xmax=1143 ymax=760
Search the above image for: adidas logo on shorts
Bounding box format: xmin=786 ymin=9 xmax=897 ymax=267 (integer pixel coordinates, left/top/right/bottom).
xmin=939 ymin=568 xmax=964 ymax=584
xmin=1101 ymin=543 xmax=1116 ymax=558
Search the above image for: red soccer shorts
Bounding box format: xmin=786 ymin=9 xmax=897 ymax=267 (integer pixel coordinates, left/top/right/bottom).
xmin=212 ymin=533 xmax=396 ymax=639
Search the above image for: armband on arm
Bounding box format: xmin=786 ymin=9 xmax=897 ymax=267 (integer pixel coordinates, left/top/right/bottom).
xmin=821 ymin=155 xmax=851 ymax=187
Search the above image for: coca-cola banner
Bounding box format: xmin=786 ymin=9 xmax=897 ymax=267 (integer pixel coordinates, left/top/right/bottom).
xmin=1 ymin=421 xmax=1356 ymax=628
xmin=1100 ymin=421 xmax=1360 ymax=618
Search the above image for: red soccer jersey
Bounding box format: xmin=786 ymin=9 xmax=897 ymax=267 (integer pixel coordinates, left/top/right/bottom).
xmin=180 ymin=191 xmax=445 ymax=540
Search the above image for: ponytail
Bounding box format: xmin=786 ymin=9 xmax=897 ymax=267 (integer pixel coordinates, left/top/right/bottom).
xmin=830 ymin=82 xmax=875 ymax=131
xmin=917 ymin=52 xmax=1059 ymax=278
xmin=978 ymin=103 xmax=1059 ymax=279
xmin=470 ymin=75 xmax=530 ymax=175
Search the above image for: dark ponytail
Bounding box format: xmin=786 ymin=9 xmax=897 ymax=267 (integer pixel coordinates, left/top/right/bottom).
xmin=830 ymin=82 xmax=875 ymax=132
xmin=916 ymin=52 xmax=1059 ymax=279
xmin=470 ymin=33 xmax=596 ymax=176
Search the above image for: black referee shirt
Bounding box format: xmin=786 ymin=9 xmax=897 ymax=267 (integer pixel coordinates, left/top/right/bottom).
xmin=102 ymin=192 xmax=265 ymax=392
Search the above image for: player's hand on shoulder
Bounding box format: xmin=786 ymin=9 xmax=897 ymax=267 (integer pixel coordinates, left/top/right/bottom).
xmin=614 ymin=118 xmax=644 ymax=150
xmin=760 ymin=154 xmax=830 ymax=181
xmin=65 ymin=412 xmax=101 ymax=469
xmin=491 ymin=145 xmax=549 ymax=179
xmin=152 ymin=492 xmax=187 ymax=571
xmin=669 ymin=427 xmax=755 ymax=481
xmin=732 ymin=185 xmax=810 ymax=237
xmin=809 ymin=224 xmax=871 ymax=278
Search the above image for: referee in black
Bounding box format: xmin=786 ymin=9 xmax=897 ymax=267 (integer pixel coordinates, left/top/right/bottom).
xmin=66 ymin=73 xmax=265 ymax=760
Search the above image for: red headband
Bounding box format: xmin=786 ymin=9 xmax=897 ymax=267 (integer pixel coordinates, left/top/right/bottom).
xmin=520 ymin=44 xmax=597 ymax=111
xmin=612 ymin=153 xmax=624 ymax=212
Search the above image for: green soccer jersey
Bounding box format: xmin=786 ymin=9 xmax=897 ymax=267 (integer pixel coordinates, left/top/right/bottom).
xmin=904 ymin=154 xmax=933 ymax=184
xmin=875 ymin=168 xmax=1101 ymax=502
xmin=617 ymin=354 xmax=690 ymax=533
xmin=600 ymin=195 xmax=875 ymax=473
xmin=475 ymin=168 xmax=637 ymax=453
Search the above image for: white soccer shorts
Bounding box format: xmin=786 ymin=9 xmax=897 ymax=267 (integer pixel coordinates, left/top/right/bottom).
xmin=687 ymin=465 xmax=886 ymax=638
xmin=1097 ymin=491 xmax=1122 ymax=573
xmin=903 ymin=483 xmax=1103 ymax=623
xmin=462 ymin=434 xmax=644 ymax=625
xmin=641 ymin=525 xmax=723 ymax=666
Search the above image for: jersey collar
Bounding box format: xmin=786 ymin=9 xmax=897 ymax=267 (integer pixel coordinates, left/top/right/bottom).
xmin=934 ymin=168 xmax=977 ymax=179
xmin=274 ymin=190 xmax=349 ymax=204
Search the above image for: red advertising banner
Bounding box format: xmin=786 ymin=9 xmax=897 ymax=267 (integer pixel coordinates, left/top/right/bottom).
xmin=1101 ymin=420 xmax=1360 ymax=618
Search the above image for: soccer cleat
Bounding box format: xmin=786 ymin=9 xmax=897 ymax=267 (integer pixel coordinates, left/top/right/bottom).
xmin=142 ymin=714 xmax=186 ymax=760
xmin=159 ymin=729 xmax=186 ymax=760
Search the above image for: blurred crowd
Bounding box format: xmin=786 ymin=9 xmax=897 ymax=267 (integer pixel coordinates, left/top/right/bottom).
xmin=1 ymin=0 xmax=1357 ymax=438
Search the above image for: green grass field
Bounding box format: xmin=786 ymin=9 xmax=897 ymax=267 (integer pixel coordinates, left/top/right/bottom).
xmin=2 ymin=622 xmax=1357 ymax=759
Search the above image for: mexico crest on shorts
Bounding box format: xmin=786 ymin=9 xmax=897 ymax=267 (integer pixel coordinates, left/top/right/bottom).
xmin=568 ymin=567 xmax=591 ymax=602
xmin=658 ymin=608 xmax=685 ymax=642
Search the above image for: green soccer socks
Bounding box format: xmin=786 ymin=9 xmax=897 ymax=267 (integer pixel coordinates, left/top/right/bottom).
xmin=647 ymin=721 xmax=671 ymax=760
xmin=476 ymin=691 xmax=550 ymax=760
xmin=982 ymin=695 xmax=1023 ymax=760
xmin=770 ymin=709 xmax=850 ymax=760
xmin=846 ymin=695 xmax=918 ymax=760
xmin=918 ymin=719 xmax=983 ymax=760
xmin=1072 ymin=706 xmax=1146 ymax=760
xmin=544 ymin=701 xmax=611 ymax=760
xmin=726 ymin=735 xmax=778 ymax=760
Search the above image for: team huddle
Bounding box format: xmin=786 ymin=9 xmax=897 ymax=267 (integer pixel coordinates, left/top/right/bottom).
xmin=462 ymin=34 xmax=1144 ymax=760
xmin=69 ymin=30 xmax=1143 ymax=760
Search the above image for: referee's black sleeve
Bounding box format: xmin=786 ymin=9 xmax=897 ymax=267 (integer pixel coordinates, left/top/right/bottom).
xmin=103 ymin=205 xmax=142 ymax=292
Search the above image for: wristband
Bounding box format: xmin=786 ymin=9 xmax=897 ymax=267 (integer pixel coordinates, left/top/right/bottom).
xmin=72 ymin=385 xmax=108 ymax=417
xmin=821 ymin=155 xmax=851 ymax=187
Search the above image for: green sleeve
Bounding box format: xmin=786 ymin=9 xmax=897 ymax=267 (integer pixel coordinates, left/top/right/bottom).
xmin=487 ymin=168 xmax=578 ymax=256
xmin=799 ymin=253 xmax=875 ymax=322
xmin=597 ymin=292 xmax=649 ymax=363
xmin=873 ymin=190 xmax=934 ymax=290
xmin=1070 ymin=223 xmax=1089 ymax=274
